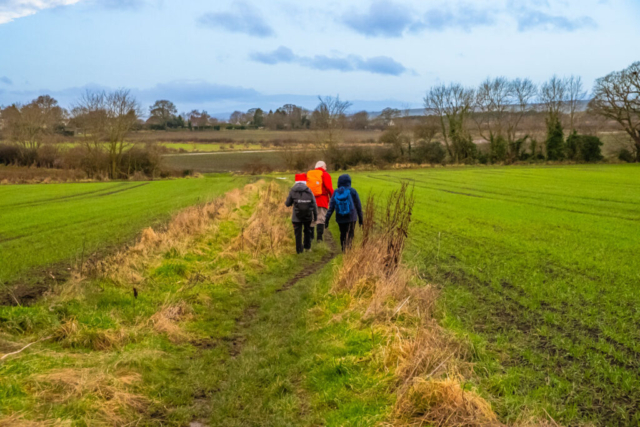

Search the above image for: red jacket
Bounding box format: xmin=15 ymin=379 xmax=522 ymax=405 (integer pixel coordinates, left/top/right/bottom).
xmin=314 ymin=168 xmax=334 ymax=209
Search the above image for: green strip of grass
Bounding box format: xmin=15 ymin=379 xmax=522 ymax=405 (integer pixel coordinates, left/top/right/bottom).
xmin=0 ymin=175 xmax=248 ymax=285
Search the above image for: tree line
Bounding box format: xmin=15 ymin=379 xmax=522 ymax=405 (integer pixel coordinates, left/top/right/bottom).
xmin=0 ymin=61 xmax=638 ymax=178
xmin=416 ymin=62 xmax=639 ymax=164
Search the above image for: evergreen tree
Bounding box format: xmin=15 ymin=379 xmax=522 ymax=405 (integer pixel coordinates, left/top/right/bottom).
xmin=545 ymin=117 xmax=565 ymax=161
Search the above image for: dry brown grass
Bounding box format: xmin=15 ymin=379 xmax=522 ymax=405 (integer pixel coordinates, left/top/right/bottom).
xmin=53 ymin=319 xmax=133 ymax=351
xmin=32 ymin=368 xmax=149 ymax=425
xmin=228 ymin=181 xmax=292 ymax=258
xmin=0 ymin=415 xmax=67 ymax=427
xmin=395 ymin=376 xmax=500 ymax=427
xmin=149 ymin=301 xmax=193 ymax=343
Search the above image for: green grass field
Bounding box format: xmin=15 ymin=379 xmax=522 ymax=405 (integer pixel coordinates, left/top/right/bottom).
xmin=0 ymin=175 xmax=248 ymax=286
xmin=3 ymin=164 xmax=640 ymax=425
xmin=345 ymin=164 xmax=640 ymax=425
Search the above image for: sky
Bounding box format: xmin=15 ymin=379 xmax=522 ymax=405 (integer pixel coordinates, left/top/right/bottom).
xmin=0 ymin=0 xmax=638 ymax=118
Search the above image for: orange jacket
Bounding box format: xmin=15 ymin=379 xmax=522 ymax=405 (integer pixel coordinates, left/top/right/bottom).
xmin=314 ymin=168 xmax=334 ymax=209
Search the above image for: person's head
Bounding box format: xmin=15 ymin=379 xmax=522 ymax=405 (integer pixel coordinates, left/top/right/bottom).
xmin=295 ymin=173 xmax=307 ymax=184
xmin=337 ymin=174 xmax=352 ymax=188
xmin=315 ymin=161 xmax=327 ymax=171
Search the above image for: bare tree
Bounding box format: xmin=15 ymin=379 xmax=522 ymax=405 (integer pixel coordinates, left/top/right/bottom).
xmin=424 ymin=83 xmax=475 ymax=162
xmin=73 ymin=89 xmax=140 ymax=178
xmin=149 ymin=100 xmax=177 ymax=130
xmin=540 ymin=76 xmax=568 ymax=125
xmin=349 ymin=111 xmax=369 ymax=129
xmin=567 ymin=75 xmax=587 ymax=131
xmin=474 ymin=77 xmax=511 ymax=142
xmin=589 ymin=62 xmax=640 ymax=161
xmin=1 ymin=95 xmax=66 ymax=150
xmin=229 ymin=111 xmax=243 ymax=125
xmin=507 ymin=78 xmax=537 ymax=143
xmin=379 ymin=107 xmax=401 ymax=127
xmin=312 ymin=95 xmax=352 ymax=150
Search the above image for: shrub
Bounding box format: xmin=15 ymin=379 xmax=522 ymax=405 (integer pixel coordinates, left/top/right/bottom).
xmin=120 ymin=145 xmax=162 ymax=177
xmin=619 ymin=148 xmax=636 ymax=163
xmin=242 ymin=160 xmax=273 ymax=175
xmin=580 ymin=136 xmax=604 ymax=162
xmin=327 ymin=146 xmax=376 ymax=170
xmin=489 ymin=135 xmax=507 ymax=163
xmin=0 ymin=143 xmax=20 ymax=165
xmin=36 ymin=144 xmax=60 ymax=168
xmin=379 ymin=127 xmax=408 ymax=157
xmin=281 ymin=149 xmax=316 ymax=171
xmin=477 ymin=151 xmax=489 ymax=165
xmin=565 ymin=131 xmax=580 ymax=160
xmin=213 ymin=125 xmax=221 ymax=131
xmin=61 ymin=145 xmax=109 ymax=178
xmin=565 ymin=132 xmax=603 ymax=162
xmin=413 ymin=141 xmax=446 ymax=165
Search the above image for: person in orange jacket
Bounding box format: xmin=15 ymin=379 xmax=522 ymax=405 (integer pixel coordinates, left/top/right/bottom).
xmin=306 ymin=161 xmax=334 ymax=241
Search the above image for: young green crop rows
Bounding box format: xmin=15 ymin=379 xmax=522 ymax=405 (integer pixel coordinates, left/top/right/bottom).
xmin=348 ymin=164 xmax=640 ymax=425
xmin=0 ymin=175 xmax=248 ymax=285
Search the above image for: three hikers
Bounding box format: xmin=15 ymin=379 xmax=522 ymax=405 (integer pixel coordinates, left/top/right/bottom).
xmin=285 ymin=162 xmax=363 ymax=254
xmin=285 ymin=173 xmax=318 ymax=254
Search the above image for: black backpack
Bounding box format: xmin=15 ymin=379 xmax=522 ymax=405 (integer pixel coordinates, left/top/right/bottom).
xmin=294 ymin=193 xmax=314 ymax=222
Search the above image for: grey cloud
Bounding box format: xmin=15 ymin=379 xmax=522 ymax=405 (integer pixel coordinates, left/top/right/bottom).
xmin=342 ymin=0 xmax=414 ymax=37
xmin=507 ymin=0 xmax=597 ymax=31
xmin=249 ymin=46 xmax=408 ymax=76
xmin=416 ymin=4 xmax=496 ymax=31
xmin=0 ymin=76 xmax=12 ymax=85
xmin=250 ymin=46 xmax=295 ymax=64
xmin=341 ymin=0 xmax=597 ymax=36
xmin=514 ymin=10 xmax=597 ymax=31
xmin=198 ymin=2 xmax=275 ymax=38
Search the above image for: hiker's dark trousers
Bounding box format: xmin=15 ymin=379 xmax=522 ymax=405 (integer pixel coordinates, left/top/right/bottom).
xmin=293 ymin=221 xmax=312 ymax=254
xmin=338 ymin=222 xmax=356 ymax=252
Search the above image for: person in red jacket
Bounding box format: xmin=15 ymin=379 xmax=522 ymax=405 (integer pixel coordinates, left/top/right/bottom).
xmin=306 ymin=160 xmax=334 ymax=242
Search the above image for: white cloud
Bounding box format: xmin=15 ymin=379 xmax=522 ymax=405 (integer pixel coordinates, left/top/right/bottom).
xmin=0 ymin=0 xmax=85 ymax=24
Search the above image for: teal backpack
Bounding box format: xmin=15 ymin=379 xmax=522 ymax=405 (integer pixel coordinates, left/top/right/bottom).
xmin=335 ymin=190 xmax=352 ymax=216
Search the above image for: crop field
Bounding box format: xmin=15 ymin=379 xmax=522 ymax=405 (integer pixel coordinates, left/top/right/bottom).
xmin=2 ymin=164 xmax=640 ymax=426
xmin=347 ymin=164 xmax=640 ymax=425
xmin=127 ymin=129 xmax=378 ymax=144
xmin=0 ymin=175 xmax=248 ymax=287
xmin=162 ymin=150 xmax=297 ymax=173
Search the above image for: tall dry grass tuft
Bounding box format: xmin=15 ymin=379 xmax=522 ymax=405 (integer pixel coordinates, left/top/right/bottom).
xmin=229 ymin=181 xmax=292 ymax=258
xmin=396 ymin=376 xmax=499 ymax=427
xmin=332 ymin=182 xmax=502 ymax=426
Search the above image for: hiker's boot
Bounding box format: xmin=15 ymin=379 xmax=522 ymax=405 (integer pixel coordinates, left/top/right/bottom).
xmin=316 ymin=224 xmax=324 ymax=242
